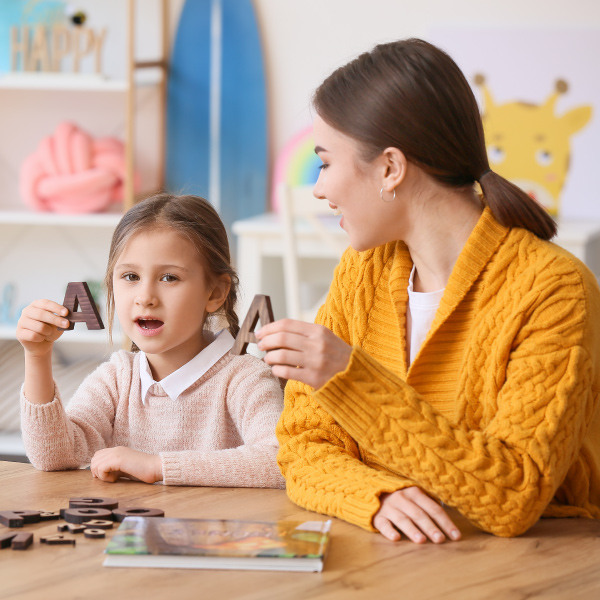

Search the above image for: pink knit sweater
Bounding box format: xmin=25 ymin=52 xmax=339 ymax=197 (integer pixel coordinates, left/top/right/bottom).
xmin=20 ymin=350 xmax=285 ymax=488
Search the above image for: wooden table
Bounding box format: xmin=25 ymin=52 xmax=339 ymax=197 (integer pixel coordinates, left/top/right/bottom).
xmin=1 ymin=461 xmax=599 ymax=600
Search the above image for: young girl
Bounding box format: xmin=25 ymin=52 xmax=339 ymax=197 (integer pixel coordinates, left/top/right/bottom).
xmin=17 ymin=193 xmax=285 ymax=488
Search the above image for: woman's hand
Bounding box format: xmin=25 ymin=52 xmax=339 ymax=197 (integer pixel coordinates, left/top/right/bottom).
xmin=374 ymin=487 xmax=461 ymax=544
xmin=90 ymin=447 xmax=163 ymax=484
xmin=256 ymin=319 xmax=352 ymax=389
xmin=16 ymin=299 xmax=70 ymax=357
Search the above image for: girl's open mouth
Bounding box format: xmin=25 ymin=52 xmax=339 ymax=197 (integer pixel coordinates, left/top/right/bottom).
xmin=136 ymin=318 xmax=165 ymax=336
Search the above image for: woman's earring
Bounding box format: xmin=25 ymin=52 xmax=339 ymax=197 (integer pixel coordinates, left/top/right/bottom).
xmin=380 ymin=187 xmax=396 ymax=202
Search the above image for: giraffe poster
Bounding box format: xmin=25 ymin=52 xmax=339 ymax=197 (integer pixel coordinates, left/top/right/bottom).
xmin=429 ymin=28 xmax=598 ymax=221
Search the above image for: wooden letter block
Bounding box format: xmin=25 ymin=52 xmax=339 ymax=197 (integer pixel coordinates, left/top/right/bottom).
xmin=81 ymin=519 xmax=113 ymax=530
xmin=39 ymin=511 xmax=61 ymax=521
xmin=83 ymin=528 xmax=105 ymax=539
xmin=40 ymin=535 xmax=76 ymax=546
xmin=0 ymin=510 xmax=41 ymax=527
xmin=231 ymin=294 xmax=275 ymax=355
xmin=63 ymin=508 xmax=113 ymax=524
xmin=57 ymin=523 xmax=86 ymax=534
xmin=0 ymin=532 xmax=17 ymax=549
xmin=69 ymin=497 xmax=118 ymax=510
xmin=60 ymin=282 xmax=104 ymax=331
xmin=112 ymin=508 xmax=165 ymax=523
xmin=11 ymin=532 xmax=33 ymax=550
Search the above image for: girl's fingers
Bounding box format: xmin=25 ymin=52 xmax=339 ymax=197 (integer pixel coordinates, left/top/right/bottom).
xmin=28 ymin=307 xmax=70 ymax=329
xmin=22 ymin=317 xmax=59 ymax=336
xmin=30 ymin=299 xmax=69 ymax=315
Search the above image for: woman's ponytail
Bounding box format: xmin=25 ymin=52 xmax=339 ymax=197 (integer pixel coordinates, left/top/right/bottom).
xmin=478 ymin=170 xmax=557 ymax=241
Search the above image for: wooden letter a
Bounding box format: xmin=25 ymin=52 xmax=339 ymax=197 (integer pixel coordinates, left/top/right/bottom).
xmin=231 ymin=294 xmax=274 ymax=355
xmin=61 ymin=282 xmax=104 ymax=330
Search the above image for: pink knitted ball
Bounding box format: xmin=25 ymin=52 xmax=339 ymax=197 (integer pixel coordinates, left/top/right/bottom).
xmin=19 ymin=122 xmax=127 ymax=214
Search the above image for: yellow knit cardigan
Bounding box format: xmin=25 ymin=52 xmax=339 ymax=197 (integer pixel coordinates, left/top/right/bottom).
xmin=276 ymin=208 xmax=600 ymax=537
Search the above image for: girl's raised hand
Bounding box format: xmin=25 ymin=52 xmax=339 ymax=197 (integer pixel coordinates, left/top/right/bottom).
xmin=16 ymin=299 xmax=71 ymax=357
xmin=256 ymin=319 xmax=352 ymax=389
xmin=373 ymin=487 xmax=462 ymax=544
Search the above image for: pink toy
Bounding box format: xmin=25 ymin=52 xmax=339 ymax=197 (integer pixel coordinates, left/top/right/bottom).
xmin=19 ymin=122 xmax=129 ymax=213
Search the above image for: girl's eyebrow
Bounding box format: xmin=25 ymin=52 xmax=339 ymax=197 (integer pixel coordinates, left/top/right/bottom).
xmin=314 ymin=146 xmax=327 ymax=154
xmin=116 ymin=263 xmax=189 ymax=271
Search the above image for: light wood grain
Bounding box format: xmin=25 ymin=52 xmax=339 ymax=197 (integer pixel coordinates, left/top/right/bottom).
xmin=0 ymin=461 xmax=598 ymax=600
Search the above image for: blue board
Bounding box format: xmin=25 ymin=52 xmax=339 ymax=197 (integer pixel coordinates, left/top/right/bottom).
xmin=165 ymin=0 xmax=267 ymax=234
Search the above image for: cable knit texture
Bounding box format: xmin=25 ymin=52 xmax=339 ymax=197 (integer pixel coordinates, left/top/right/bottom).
xmin=277 ymin=208 xmax=600 ymax=536
xmin=21 ymin=351 xmax=285 ymax=488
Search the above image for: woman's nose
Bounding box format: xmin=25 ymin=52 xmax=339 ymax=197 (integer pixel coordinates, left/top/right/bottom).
xmin=313 ymin=175 xmax=326 ymax=199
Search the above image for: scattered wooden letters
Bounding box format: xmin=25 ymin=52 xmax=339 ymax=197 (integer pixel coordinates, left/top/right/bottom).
xmin=0 ymin=497 xmax=165 ymax=552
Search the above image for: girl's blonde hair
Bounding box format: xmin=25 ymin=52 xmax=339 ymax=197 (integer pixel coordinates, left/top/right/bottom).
xmin=104 ymin=193 xmax=240 ymax=347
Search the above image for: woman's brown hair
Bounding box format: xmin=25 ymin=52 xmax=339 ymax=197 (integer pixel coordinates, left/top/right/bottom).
xmin=104 ymin=193 xmax=240 ymax=347
xmin=313 ymin=38 xmax=556 ymax=240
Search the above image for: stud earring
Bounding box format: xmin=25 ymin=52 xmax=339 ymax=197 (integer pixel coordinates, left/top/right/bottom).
xmin=380 ymin=187 xmax=396 ymax=202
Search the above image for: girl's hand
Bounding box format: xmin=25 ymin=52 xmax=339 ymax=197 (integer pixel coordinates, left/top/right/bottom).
xmin=256 ymin=319 xmax=352 ymax=389
xmin=90 ymin=447 xmax=163 ymax=484
xmin=16 ymin=299 xmax=71 ymax=357
xmin=374 ymin=487 xmax=462 ymax=544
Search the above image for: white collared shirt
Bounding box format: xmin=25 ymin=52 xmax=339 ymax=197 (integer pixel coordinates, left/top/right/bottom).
xmin=406 ymin=265 xmax=445 ymax=366
xmin=139 ymin=329 xmax=234 ymax=404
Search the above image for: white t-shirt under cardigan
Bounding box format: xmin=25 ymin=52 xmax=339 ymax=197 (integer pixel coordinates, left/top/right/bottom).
xmin=406 ymin=265 xmax=444 ymax=366
xmin=20 ymin=330 xmax=285 ymax=488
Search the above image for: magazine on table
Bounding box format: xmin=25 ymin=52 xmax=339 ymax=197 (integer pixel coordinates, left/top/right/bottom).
xmin=103 ymin=516 xmax=332 ymax=572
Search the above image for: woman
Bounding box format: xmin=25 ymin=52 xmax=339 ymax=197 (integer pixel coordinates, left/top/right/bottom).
xmin=256 ymin=39 xmax=600 ymax=543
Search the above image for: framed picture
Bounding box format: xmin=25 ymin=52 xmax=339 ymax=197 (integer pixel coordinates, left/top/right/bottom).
xmin=429 ymin=27 xmax=598 ymax=220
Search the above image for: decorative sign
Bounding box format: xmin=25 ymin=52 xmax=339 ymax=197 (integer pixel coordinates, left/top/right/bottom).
xmin=10 ymin=24 xmax=106 ymax=74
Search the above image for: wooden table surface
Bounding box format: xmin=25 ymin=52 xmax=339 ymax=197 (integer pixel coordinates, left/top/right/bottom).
xmin=1 ymin=460 xmax=599 ymax=600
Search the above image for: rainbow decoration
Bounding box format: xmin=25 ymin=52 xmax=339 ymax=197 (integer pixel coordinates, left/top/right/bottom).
xmin=271 ymin=126 xmax=322 ymax=212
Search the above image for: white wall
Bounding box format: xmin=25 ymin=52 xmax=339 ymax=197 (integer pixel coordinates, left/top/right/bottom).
xmin=213 ymin=0 xmax=600 ymax=164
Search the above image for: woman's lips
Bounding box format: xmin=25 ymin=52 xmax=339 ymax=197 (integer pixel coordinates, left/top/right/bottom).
xmin=135 ymin=319 xmax=164 ymax=337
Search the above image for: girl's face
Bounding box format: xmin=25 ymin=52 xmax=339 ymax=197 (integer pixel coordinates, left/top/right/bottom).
xmin=312 ymin=115 xmax=406 ymax=251
xmin=113 ymin=227 xmax=229 ymax=380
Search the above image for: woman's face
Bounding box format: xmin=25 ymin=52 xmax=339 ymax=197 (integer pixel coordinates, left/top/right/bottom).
xmin=312 ymin=116 xmax=404 ymax=251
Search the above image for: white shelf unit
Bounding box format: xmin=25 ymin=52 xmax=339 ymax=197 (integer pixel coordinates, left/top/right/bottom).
xmin=0 ymin=1 xmax=170 ymax=459
xmin=0 ymin=210 xmax=122 ymax=227
xmin=0 ymin=70 xmax=162 ymax=91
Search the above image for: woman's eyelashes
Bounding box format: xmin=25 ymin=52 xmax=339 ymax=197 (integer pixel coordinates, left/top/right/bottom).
xmin=318 ymin=163 xmax=329 ymax=171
